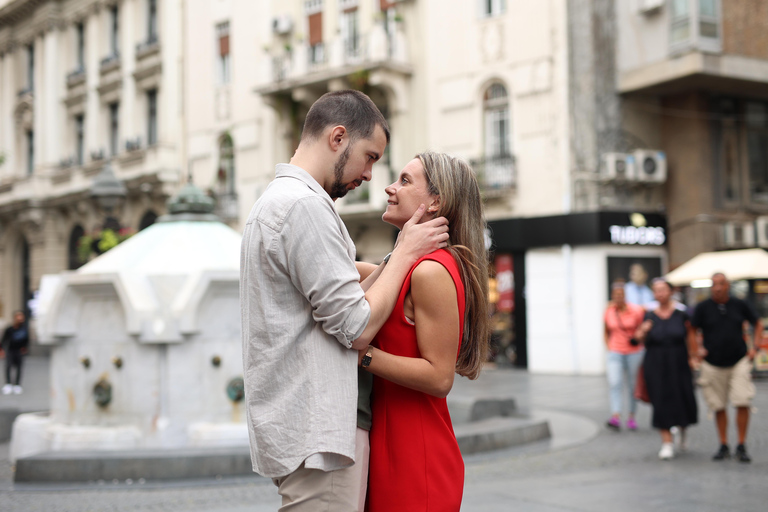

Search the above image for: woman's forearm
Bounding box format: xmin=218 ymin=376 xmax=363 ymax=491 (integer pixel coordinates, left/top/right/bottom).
xmin=363 ymin=346 xmax=454 ymax=398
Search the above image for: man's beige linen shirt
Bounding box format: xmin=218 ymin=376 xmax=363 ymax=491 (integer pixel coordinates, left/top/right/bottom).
xmin=240 ymin=164 xmax=371 ymax=478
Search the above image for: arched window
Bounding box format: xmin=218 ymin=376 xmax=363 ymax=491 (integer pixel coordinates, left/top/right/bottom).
xmin=68 ymin=225 xmax=85 ymax=270
xmin=139 ymin=210 xmax=158 ymax=231
xmin=218 ymin=133 xmax=235 ymax=195
xmin=483 ymin=83 xmax=510 ymax=158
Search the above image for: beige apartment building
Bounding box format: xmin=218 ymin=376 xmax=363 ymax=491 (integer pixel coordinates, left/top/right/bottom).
xmin=2 ymin=0 xmax=766 ymax=374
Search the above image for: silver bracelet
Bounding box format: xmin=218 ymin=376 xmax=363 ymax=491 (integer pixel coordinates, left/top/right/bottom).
xmin=382 ymin=252 xmax=392 ymax=264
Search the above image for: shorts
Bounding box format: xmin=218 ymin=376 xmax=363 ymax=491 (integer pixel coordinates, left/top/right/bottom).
xmin=698 ymin=356 xmax=756 ymax=411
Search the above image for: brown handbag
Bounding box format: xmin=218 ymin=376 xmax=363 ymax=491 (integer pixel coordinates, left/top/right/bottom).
xmin=635 ymin=365 xmax=650 ymax=403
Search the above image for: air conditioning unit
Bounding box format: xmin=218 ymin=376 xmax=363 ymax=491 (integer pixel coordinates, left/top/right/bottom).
xmin=637 ymin=0 xmax=664 ymax=15
xmin=602 ymin=153 xmax=636 ymax=181
xmin=756 ymin=216 xmax=768 ymax=248
xmin=272 ymin=15 xmax=293 ymax=35
xmin=723 ymin=221 xmax=755 ymax=248
xmin=633 ymin=149 xmax=666 ymax=183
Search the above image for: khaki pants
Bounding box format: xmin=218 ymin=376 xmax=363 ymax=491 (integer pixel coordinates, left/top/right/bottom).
xmin=272 ymin=428 xmax=370 ymax=512
xmin=698 ymin=356 xmax=756 ymax=411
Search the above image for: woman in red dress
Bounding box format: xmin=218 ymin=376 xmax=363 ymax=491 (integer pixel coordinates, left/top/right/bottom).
xmin=360 ymin=152 xmax=490 ymax=511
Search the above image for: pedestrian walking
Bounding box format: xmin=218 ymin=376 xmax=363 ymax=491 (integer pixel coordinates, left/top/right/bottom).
xmin=240 ymin=90 xmax=449 ymax=511
xmin=635 ymin=279 xmax=698 ymax=460
xmin=361 ymin=152 xmax=490 ymax=512
xmin=624 ymin=263 xmax=654 ymax=308
xmin=691 ymin=273 xmax=763 ymax=463
xmin=2 ymin=310 xmax=29 ymax=395
xmin=603 ymin=281 xmax=645 ymax=431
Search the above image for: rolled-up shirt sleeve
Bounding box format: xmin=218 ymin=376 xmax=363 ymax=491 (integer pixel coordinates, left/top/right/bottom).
xmin=276 ymin=195 xmax=371 ymax=348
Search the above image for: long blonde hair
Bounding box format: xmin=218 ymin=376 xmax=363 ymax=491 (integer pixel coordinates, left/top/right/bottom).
xmin=416 ymin=151 xmax=490 ymax=380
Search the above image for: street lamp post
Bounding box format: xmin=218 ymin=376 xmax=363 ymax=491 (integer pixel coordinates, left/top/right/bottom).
xmin=90 ymin=159 xmax=127 ymax=215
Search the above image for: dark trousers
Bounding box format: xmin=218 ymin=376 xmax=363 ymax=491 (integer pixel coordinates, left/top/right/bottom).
xmin=5 ymin=350 xmax=23 ymax=386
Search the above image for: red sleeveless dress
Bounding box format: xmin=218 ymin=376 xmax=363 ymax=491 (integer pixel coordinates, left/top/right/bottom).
xmin=367 ymin=249 xmax=466 ymax=512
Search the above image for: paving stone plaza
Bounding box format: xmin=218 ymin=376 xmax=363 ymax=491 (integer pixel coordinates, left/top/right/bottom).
xmin=1 ymin=357 xmax=766 ymax=511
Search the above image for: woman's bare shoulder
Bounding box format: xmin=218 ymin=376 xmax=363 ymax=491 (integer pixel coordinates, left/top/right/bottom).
xmin=411 ymin=259 xmax=453 ymax=283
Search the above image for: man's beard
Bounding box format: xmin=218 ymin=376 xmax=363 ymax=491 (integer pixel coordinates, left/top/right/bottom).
xmin=329 ymin=145 xmax=360 ymax=200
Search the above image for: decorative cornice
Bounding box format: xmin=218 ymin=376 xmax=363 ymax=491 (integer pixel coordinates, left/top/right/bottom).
xmin=0 ymin=0 xmax=48 ymax=28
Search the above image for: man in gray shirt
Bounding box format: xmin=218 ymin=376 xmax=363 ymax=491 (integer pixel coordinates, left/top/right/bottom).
xmin=241 ymin=90 xmax=449 ymax=511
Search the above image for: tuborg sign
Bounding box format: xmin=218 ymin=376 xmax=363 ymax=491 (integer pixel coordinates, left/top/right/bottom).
xmin=609 ymin=213 xmax=665 ymax=246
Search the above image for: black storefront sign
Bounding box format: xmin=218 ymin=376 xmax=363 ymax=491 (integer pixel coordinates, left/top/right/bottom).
xmin=487 ymin=211 xmax=667 ymax=252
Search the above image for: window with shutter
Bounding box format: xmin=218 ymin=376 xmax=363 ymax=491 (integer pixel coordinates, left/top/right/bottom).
xmin=308 ymin=12 xmax=322 ymax=46
xmin=216 ymin=22 xmax=231 ymax=83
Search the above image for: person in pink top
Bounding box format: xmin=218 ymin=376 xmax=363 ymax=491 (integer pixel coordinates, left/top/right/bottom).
xmin=604 ymin=281 xmax=646 ymax=431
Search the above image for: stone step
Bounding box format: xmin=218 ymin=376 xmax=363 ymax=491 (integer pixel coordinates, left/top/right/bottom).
xmin=14 ymin=446 xmax=255 ymax=483
xmin=15 ymin=413 xmax=550 ymax=482
xmin=447 ymin=396 xmax=517 ymax=424
xmin=455 ymin=415 xmax=551 ymax=455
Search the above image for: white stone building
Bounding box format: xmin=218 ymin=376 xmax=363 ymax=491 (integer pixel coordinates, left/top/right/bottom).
xmin=0 ymin=0 xmax=184 ymax=326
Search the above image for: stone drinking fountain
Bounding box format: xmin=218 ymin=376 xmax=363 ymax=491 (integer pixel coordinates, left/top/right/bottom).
xmin=10 ymin=184 xmax=247 ymax=476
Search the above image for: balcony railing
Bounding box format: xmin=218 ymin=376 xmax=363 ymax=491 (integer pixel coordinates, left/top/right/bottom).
xmin=136 ymin=36 xmax=160 ymax=58
xmin=100 ymin=52 xmax=121 ymax=71
xmin=66 ymin=67 xmax=86 ymax=86
xmin=308 ymin=43 xmax=325 ymax=68
xmin=470 ymin=155 xmax=516 ymax=197
xmin=264 ymin=23 xmax=408 ymax=86
xmin=272 ymin=55 xmax=290 ymax=82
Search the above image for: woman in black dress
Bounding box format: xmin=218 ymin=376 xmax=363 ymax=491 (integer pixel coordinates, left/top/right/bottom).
xmin=635 ymin=278 xmax=698 ymax=460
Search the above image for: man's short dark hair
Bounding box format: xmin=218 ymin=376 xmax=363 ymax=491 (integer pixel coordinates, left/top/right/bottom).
xmin=301 ymin=90 xmax=390 ymax=144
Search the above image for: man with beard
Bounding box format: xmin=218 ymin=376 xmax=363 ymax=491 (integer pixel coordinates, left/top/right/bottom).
xmin=240 ymin=90 xmax=449 ymax=511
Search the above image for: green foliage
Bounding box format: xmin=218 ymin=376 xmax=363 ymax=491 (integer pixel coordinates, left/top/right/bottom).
xmin=77 ymin=228 xmax=135 ymax=263
xmin=97 ymin=229 xmax=120 ymax=253
xmin=77 ymin=234 xmax=94 ymax=264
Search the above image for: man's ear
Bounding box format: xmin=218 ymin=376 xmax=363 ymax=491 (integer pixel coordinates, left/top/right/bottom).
xmin=328 ymin=126 xmax=347 ymax=152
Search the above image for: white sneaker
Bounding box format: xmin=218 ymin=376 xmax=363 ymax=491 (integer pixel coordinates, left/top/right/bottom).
xmin=12 ymin=385 xmax=22 ymax=394
xmin=659 ymin=442 xmax=674 ymax=460
xmin=1 ymin=384 xmax=11 ymax=395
